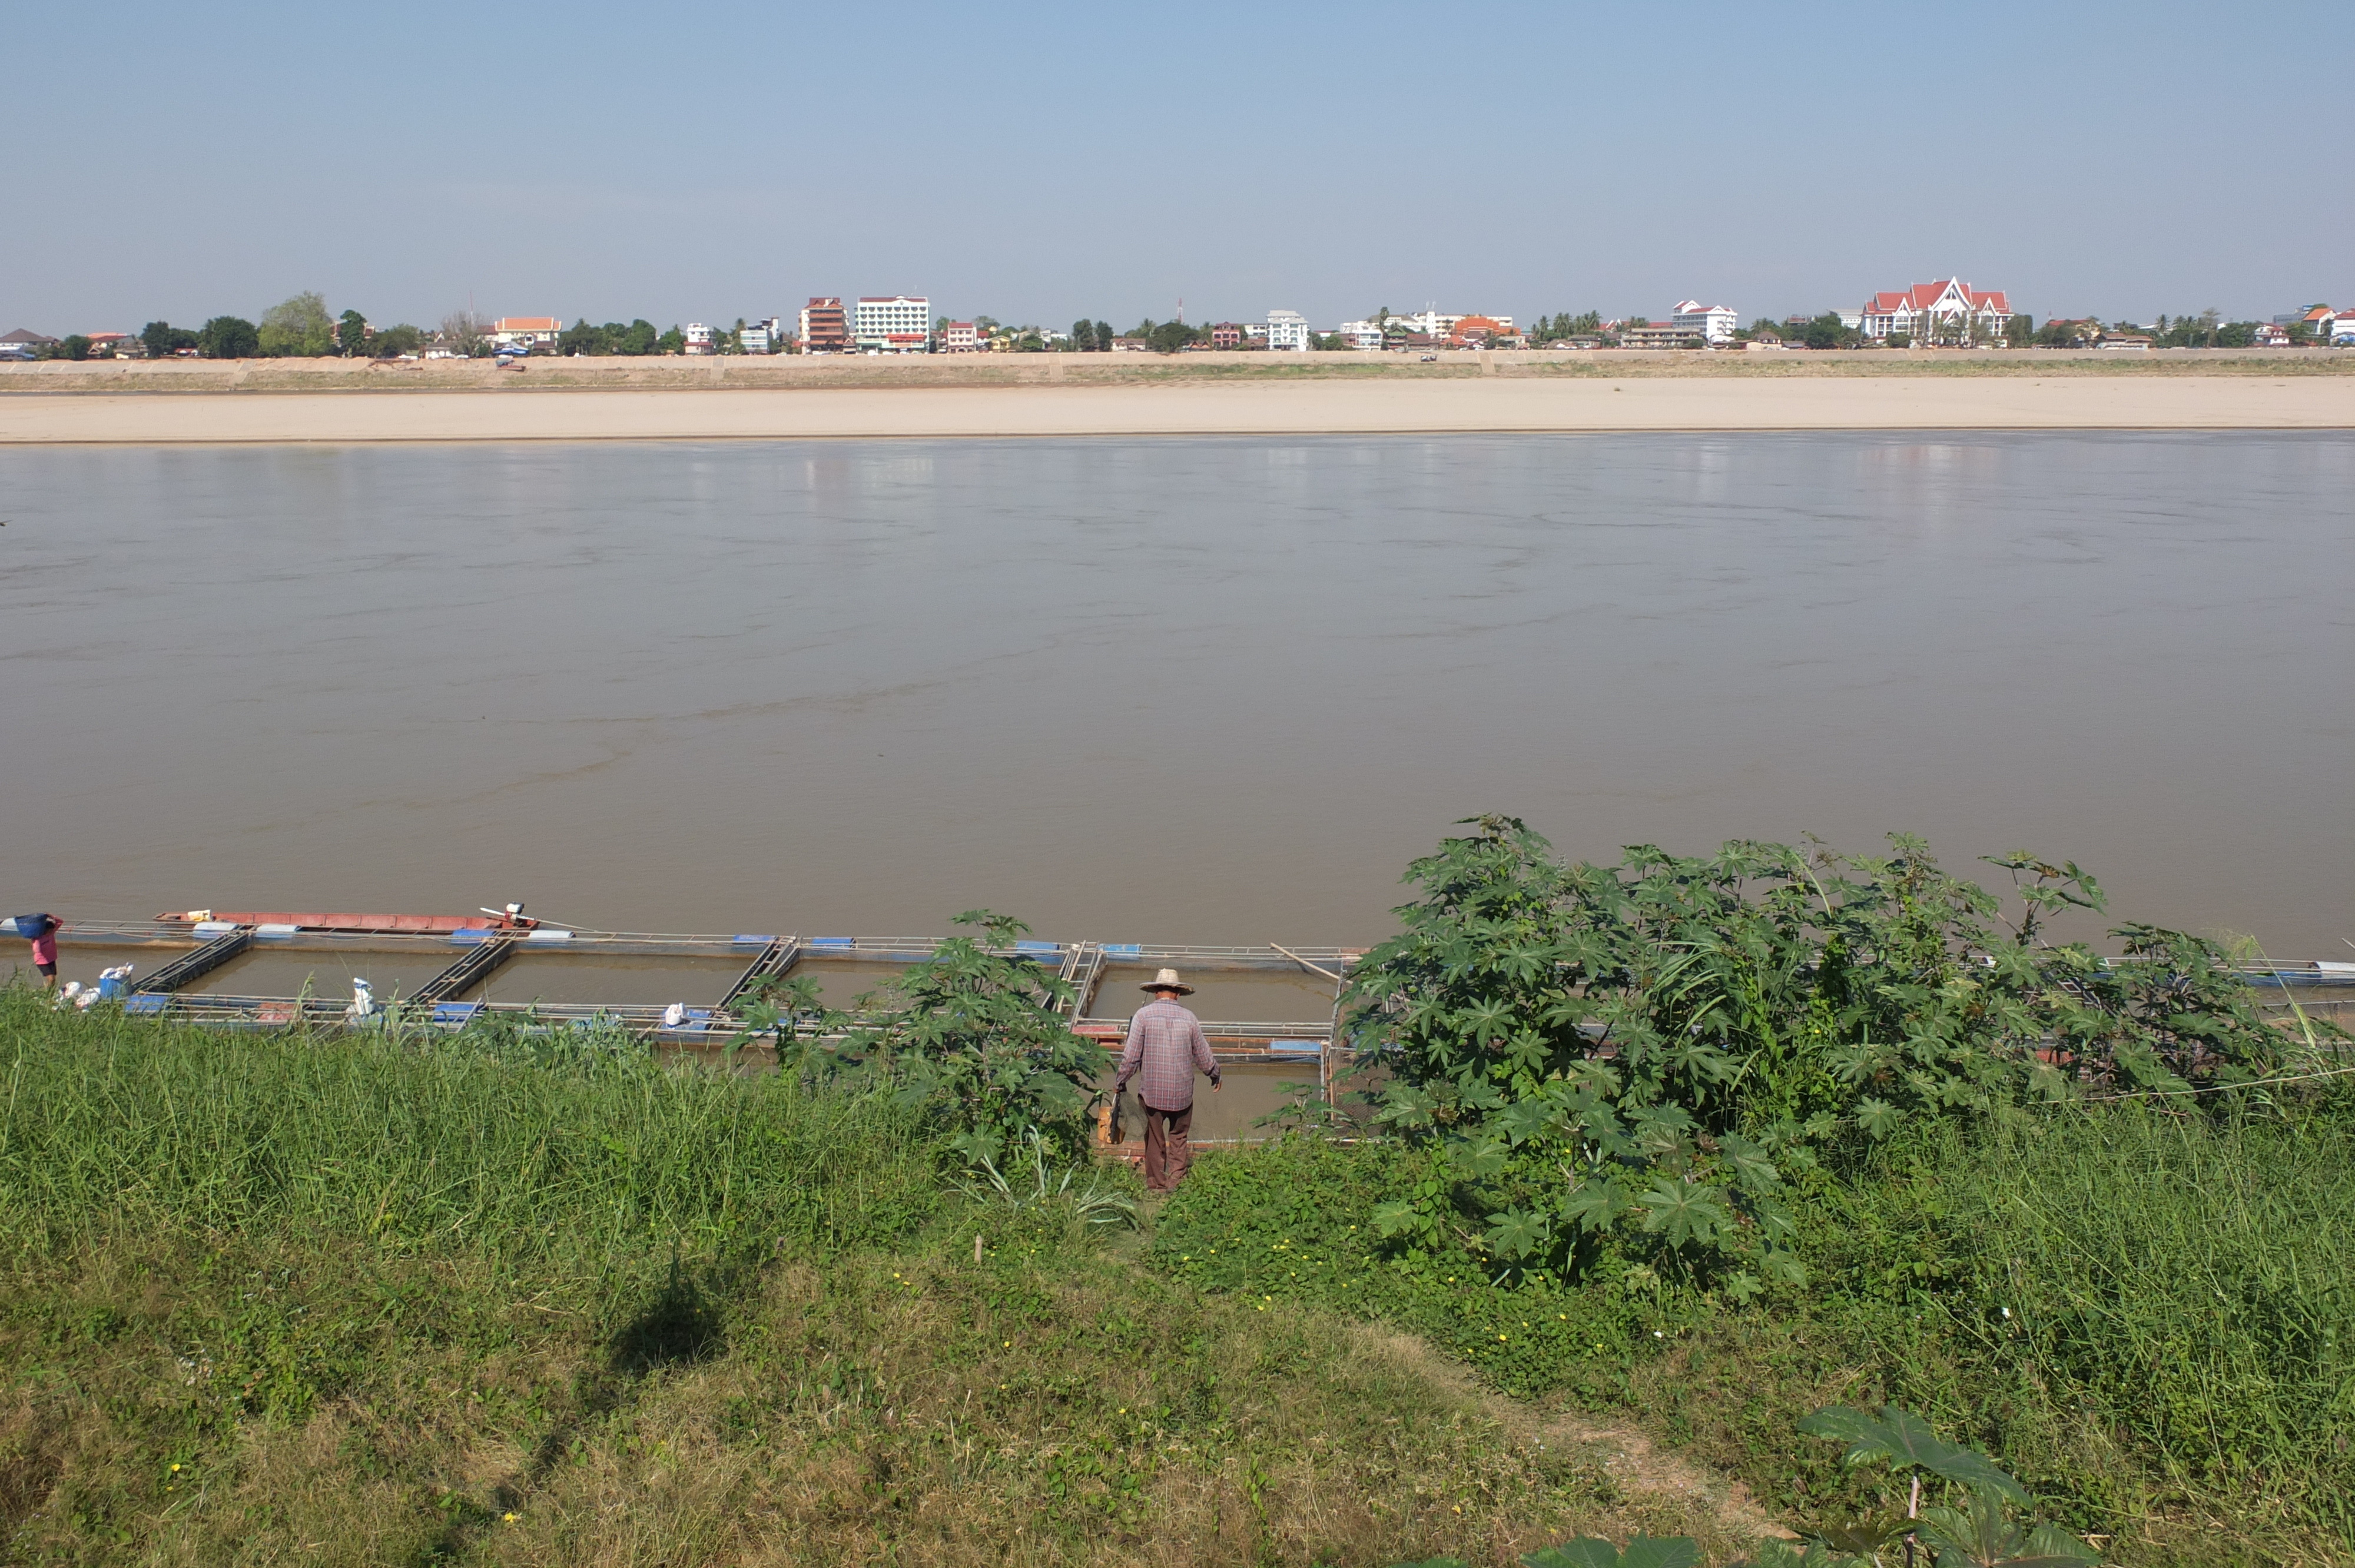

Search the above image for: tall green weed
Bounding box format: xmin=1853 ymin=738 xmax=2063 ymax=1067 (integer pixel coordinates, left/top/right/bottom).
xmin=0 ymin=988 xmax=937 ymax=1268
xmin=1343 ymin=818 xmax=2323 ymax=1293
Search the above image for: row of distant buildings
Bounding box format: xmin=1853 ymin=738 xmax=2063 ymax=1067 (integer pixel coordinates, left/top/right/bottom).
xmin=367 ymin=293 xmax=2355 ymax=358
xmin=13 ymin=284 xmax=2353 ymax=362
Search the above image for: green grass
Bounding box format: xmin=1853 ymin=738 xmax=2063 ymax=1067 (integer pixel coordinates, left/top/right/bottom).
xmin=0 ymin=989 xmax=935 ymax=1269
xmin=11 ymin=987 xmax=2346 ymax=1563
xmin=0 ymin=993 xmax=1740 ymax=1565
xmin=1153 ymin=1108 xmax=2355 ymax=1564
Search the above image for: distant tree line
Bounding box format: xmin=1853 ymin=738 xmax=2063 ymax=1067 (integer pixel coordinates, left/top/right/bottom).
xmin=1529 ymin=311 xmax=1605 ymax=344
xmin=128 ymin=292 xmax=432 ymax=360
xmin=555 ymin=319 xmax=685 ymax=356
xmin=2147 ymin=310 xmax=2267 ymax=348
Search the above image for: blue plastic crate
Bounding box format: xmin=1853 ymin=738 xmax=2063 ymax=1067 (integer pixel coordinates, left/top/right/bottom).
xmin=124 ymin=994 xmax=171 ymax=1015
xmin=432 ymin=1002 xmax=480 ymax=1025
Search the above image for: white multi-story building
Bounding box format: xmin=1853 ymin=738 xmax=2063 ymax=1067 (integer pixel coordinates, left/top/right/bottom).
xmin=1333 ymin=320 xmax=1387 ymax=351
xmin=739 ymin=317 xmax=783 ymax=354
xmin=684 ymin=322 xmax=714 ymax=355
xmin=854 ymin=295 xmax=931 ymax=353
xmin=1266 ymin=309 xmax=1311 ymax=351
xmin=938 ymin=321 xmax=979 ymax=353
xmin=1669 ymin=300 xmax=1739 ymax=345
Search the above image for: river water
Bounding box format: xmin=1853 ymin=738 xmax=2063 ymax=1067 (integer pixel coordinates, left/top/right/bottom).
xmin=2 ymin=434 xmax=2349 ymax=956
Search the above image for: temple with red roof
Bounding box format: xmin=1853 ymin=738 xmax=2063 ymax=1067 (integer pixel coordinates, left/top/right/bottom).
xmin=1858 ymin=278 xmax=2012 ymax=344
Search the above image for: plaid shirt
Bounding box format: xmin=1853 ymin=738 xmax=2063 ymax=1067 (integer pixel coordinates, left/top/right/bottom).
xmin=1115 ymin=999 xmax=1219 ymax=1111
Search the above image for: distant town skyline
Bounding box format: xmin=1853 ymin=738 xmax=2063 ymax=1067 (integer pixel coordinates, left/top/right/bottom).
xmin=6 ymin=0 xmax=2348 ymax=333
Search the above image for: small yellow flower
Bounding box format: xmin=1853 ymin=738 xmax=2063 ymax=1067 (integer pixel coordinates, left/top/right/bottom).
xmin=502 ymin=1513 xmax=519 ymax=1524
xmin=1002 ymin=1340 xmax=1011 ymax=1347
xmin=170 ymin=1464 xmax=182 ymax=1472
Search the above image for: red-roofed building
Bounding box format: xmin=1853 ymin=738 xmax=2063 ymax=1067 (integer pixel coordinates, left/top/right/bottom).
xmin=1858 ymin=278 xmax=2012 ymax=344
xmin=2300 ymin=305 xmax=2353 ymax=344
xmin=1449 ymin=314 xmax=1504 ymax=347
xmin=490 ymin=316 xmax=561 ymax=350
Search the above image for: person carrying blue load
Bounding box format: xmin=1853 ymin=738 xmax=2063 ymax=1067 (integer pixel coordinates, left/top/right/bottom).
xmin=1113 ymin=968 xmax=1220 ymax=1193
xmin=15 ymin=913 xmax=59 ymax=990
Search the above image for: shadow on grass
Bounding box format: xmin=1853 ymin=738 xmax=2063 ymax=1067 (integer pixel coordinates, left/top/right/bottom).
xmin=607 ymin=1261 xmax=728 ymax=1377
xmin=422 ymin=1253 xmax=736 ymax=1561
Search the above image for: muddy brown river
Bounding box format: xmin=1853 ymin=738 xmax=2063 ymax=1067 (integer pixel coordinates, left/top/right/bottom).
xmin=2 ymin=433 xmax=2349 ymax=957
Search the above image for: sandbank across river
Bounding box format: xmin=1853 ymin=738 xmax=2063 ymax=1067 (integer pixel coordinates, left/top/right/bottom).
xmin=3 ymin=361 xmax=2353 ymax=442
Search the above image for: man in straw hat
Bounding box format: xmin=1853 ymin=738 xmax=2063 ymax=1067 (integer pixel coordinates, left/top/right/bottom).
xmin=1113 ymin=969 xmax=1220 ymax=1193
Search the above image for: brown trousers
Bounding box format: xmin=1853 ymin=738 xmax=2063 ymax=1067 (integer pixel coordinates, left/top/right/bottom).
xmin=1141 ymin=1102 xmax=1195 ymax=1192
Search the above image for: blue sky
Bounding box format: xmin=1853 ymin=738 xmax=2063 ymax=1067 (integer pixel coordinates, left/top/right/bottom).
xmin=6 ymin=0 xmax=2348 ymax=334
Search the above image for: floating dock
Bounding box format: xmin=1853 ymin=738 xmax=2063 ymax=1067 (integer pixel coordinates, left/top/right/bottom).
xmin=28 ymin=913 xmax=1365 ymax=1072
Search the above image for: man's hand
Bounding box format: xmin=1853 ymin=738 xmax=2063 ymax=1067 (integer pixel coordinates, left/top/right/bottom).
xmin=1212 ymin=1079 xmax=1222 ymax=1093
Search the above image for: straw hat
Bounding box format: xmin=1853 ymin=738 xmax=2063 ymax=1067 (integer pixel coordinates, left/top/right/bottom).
xmin=1140 ymin=968 xmax=1193 ymax=995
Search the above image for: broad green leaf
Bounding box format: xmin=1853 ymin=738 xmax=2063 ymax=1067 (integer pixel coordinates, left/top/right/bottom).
xmin=1484 ymin=1208 xmax=1550 ymax=1260
xmin=1635 ymin=1178 xmax=1729 ymax=1248
xmin=1450 ymin=1135 xmax=1511 ymax=1180
xmin=1854 ymin=1098 xmax=1901 ymax=1138
xmin=1559 ymin=1176 xmax=1633 ymax=1233
xmin=1523 ymin=1537 xmax=1699 ymax=1568
xmin=1795 ymin=1406 xmax=2029 ymax=1505
xmin=1618 ymin=1537 xmax=1702 ymax=1568
xmin=1520 ymin=1540 xmax=1624 ymax=1568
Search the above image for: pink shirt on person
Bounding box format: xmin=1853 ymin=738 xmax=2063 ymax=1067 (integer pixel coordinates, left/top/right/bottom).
xmin=1115 ymin=998 xmax=1220 ymax=1112
xmin=29 ymin=928 xmax=57 ymax=967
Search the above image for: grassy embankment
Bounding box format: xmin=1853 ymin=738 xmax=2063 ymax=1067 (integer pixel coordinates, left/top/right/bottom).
xmin=1159 ymin=1108 xmax=2355 ymax=1566
xmin=0 ymin=992 xmax=1714 ymax=1567
xmin=5 ymin=984 xmax=2349 ymax=1565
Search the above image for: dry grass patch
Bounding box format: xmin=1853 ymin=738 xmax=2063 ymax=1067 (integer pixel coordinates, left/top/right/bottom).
xmin=0 ymin=1227 xmax=1737 ymax=1565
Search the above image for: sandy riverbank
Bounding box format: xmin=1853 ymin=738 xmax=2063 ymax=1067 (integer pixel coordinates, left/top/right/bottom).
xmin=2 ymin=356 xmax=2351 ymax=441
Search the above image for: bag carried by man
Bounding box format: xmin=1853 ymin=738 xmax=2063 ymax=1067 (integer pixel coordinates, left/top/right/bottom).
xmin=1103 ymin=1087 xmax=1139 ymax=1144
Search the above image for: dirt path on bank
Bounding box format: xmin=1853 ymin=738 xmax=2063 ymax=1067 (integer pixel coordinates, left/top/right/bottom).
xmin=1351 ymin=1325 xmax=1791 ymax=1544
xmin=1110 ymin=1210 xmax=1785 ymax=1549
